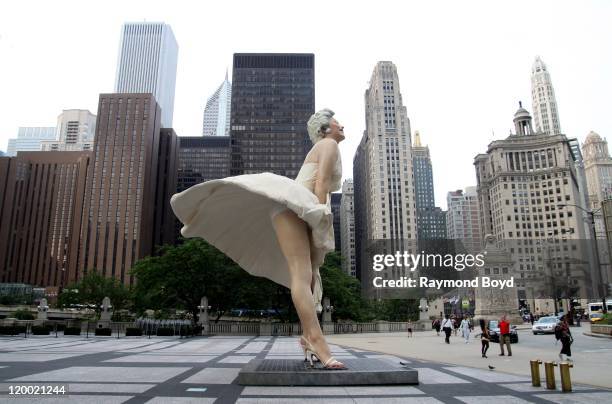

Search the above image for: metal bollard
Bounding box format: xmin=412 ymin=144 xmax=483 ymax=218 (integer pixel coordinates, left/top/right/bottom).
xmin=559 ymin=362 xmax=573 ymax=392
xmin=544 ymin=361 xmax=557 ymax=390
xmin=530 ymin=359 xmax=542 ymax=387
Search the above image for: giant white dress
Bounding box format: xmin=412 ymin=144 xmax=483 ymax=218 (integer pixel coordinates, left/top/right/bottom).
xmin=170 ymin=151 xmax=342 ymax=312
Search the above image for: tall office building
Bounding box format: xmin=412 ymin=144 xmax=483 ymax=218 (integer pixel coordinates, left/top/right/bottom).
xmin=0 ymin=151 xmax=91 ymax=286
xmin=114 ymin=22 xmax=178 ymax=128
xmin=177 ymin=136 xmax=231 ymax=193
xmin=202 ymin=72 xmax=231 ymax=136
xmin=175 ymin=136 xmax=231 ymax=242
xmin=230 ymin=53 xmax=314 ymax=178
xmin=331 ymin=193 xmax=342 ymax=252
xmin=340 ymin=179 xmax=356 ymax=277
xmin=531 ymin=56 xmax=562 ymax=135
xmin=582 ymin=132 xmax=612 ymax=213
xmin=446 ymin=187 xmax=483 ymax=253
xmin=40 ymin=109 xmax=97 ymax=151
xmin=474 ymin=104 xmax=590 ymax=308
xmin=412 ymin=131 xmax=447 ymax=239
xmin=353 ymin=61 xmax=417 ymax=280
xmin=0 ymin=151 xmax=5 ymax=157
xmin=76 ymin=94 xmax=177 ymax=285
xmin=6 ymin=127 xmax=56 ymax=156
xmin=582 ymin=131 xmax=612 ymax=248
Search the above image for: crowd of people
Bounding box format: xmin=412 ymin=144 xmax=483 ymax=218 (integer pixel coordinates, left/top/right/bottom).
xmin=430 ymin=313 xmax=574 ymax=362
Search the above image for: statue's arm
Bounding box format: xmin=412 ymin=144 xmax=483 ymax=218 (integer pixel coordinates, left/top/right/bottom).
xmin=313 ymin=139 xmax=339 ymax=205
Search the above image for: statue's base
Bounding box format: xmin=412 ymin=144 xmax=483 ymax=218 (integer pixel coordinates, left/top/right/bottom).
xmin=238 ymin=359 xmax=418 ymax=386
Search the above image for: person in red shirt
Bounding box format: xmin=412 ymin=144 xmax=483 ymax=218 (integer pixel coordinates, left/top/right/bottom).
xmin=499 ymin=315 xmax=512 ymax=356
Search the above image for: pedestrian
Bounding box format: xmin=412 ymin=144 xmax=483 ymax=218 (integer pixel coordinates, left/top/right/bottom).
xmin=479 ymin=319 xmax=490 ymax=358
xmin=498 ymin=315 xmax=512 ymax=356
xmin=556 ymin=315 xmax=573 ymax=362
xmin=575 ymin=312 xmax=581 ymax=327
xmin=529 ymin=312 xmax=534 ymax=325
xmin=441 ymin=314 xmax=453 ymax=344
xmin=452 ymin=316 xmax=459 ymax=336
xmin=460 ymin=315 xmax=471 ymax=343
xmin=432 ymin=318 xmax=441 ymax=336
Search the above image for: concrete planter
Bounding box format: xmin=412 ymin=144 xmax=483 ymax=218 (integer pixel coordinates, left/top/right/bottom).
xmin=591 ymin=323 xmax=612 ymax=336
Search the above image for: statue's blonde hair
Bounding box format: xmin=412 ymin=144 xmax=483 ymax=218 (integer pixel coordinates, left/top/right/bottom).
xmin=307 ymin=108 xmax=335 ymax=144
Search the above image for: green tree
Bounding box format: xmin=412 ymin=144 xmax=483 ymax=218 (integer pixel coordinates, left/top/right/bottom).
xmin=320 ymin=252 xmax=372 ymax=322
xmin=131 ymin=238 xmax=254 ymax=322
xmin=57 ymin=270 xmax=131 ymax=313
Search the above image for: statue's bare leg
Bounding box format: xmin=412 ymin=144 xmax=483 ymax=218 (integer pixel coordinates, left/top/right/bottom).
xmin=272 ymin=209 xmax=338 ymax=364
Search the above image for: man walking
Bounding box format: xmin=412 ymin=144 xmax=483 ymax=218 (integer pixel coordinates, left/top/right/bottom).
xmin=498 ymin=315 xmax=512 ymax=356
xmin=441 ymin=314 xmax=453 ymax=344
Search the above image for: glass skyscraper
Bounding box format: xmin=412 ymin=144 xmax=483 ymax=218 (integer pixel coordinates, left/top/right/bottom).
xmin=202 ymin=72 xmax=232 ymax=136
xmin=114 ymin=22 xmax=178 ymax=128
xmin=230 ymin=53 xmax=314 ymax=178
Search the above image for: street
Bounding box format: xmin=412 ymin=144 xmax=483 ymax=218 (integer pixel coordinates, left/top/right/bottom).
xmin=328 ymin=326 xmax=612 ymax=389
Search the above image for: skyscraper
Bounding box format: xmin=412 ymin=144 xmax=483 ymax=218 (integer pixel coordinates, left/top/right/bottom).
xmin=331 ymin=193 xmax=342 ymax=252
xmin=412 ymin=131 xmax=447 ymax=240
xmin=474 ymin=105 xmax=590 ymax=310
xmin=76 ymin=93 xmax=177 ymax=285
xmin=40 ymin=109 xmax=97 ymax=152
xmin=230 ymin=53 xmax=314 ymax=178
xmin=114 ymin=22 xmax=178 ymax=128
xmin=354 ymin=61 xmax=417 ymax=279
xmin=175 ymin=135 xmax=231 ymax=243
xmin=340 ymin=179 xmax=356 ymax=277
xmin=0 ymin=151 xmax=91 ymax=286
xmin=202 ymin=72 xmax=231 ymax=136
xmin=531 ymin=56 xmax=562 ymax=135
xmin=582 ymin=132 xmax=612 ymax=213
xmin=6 ymin=127 xmax=56 ymax=156
xmin=446 ymin=187 xmax=483 ymax=253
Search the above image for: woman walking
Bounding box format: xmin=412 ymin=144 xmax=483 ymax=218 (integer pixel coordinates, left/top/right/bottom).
xmin=460 ymin=315 xmax=471 ymax=343
xmin=558 ymin=315 xmax=573 ymax=362
xmin=479 ymin=319 xmax=490 ymax=358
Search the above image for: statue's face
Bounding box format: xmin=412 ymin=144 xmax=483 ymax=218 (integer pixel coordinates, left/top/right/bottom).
xmin=327 ymin=118 xmax=345 ymax=141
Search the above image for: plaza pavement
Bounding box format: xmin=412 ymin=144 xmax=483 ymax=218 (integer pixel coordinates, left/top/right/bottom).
xmin=0 ymin=334 xmax=609 ymax=403
xmin=327 ymin=327 xmax=612 ymax=389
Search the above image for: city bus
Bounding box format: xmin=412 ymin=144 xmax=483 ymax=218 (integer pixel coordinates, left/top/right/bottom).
xmin=587 ymin=301 xmax=612 ymax=315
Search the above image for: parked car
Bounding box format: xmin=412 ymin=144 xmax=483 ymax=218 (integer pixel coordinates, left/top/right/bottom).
xmin=532 ymin=316 xmax=559 ymax=334
xmin=488 ymin=320 xmax=519 ymax=343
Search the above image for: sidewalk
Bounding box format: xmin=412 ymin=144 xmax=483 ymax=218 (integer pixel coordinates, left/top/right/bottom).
xmin=327 ymin=330 xmax=612 ymax=389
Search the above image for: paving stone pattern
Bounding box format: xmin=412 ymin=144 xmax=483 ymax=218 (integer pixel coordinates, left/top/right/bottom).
xmin=0 ymin=336 xmax=610 ymax=403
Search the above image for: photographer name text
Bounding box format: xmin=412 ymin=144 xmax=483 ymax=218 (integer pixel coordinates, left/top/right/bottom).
xmin=372 ymin=276 xmax=515 ymax=289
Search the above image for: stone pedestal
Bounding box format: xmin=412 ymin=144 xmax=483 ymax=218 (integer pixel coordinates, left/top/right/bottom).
xmin=260 ymin=320 xmax=272 ymax=336
xmin=238 ymin=359 xmax=418 ymax=386
xmin=197 ymin=296 xmax=210 ymax=335
xmin=416 ymin=297 xmax=432 ymax=331
xmin=321 ymin=297 xmax=334 ymax=335
xmin=98 ymin=296 xmax=112 ymax=328
xmin=35 ymin=298 xmax=49 ymax=325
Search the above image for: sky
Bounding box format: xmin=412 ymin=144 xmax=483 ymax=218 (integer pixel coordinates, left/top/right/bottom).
xmin=1 ymin=0 xmax=610 ymax=209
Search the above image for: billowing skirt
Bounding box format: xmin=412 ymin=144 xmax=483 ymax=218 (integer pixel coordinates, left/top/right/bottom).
xmin=170 ymin=172 xmax=334 ymax=312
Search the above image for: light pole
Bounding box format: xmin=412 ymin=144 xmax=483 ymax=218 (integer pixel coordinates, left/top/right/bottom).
xmin=558 ymin=203 xmax=607 ymax=314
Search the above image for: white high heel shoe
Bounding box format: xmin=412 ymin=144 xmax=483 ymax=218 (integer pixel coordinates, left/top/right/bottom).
xmin=300 ymin=336 xmax=347 ymax=370
xmin=299 ymin=336 xmax=319 ymax=363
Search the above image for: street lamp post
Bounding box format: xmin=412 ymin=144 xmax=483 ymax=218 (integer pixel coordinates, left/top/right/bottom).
xmin=558 ymin=203 xmax=607 ymax=314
